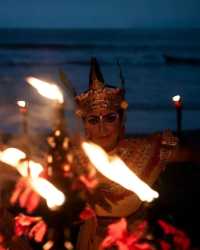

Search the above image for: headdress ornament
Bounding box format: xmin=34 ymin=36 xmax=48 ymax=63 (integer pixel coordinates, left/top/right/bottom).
xmin=76 ymin=57 xmax=128 ymax=117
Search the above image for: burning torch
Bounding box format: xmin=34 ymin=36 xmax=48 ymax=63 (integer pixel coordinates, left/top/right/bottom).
xmin=17 ymin=101 xmax=28 ymax=136
xmin=26 ymin=76 xmax=85 ymax=249
xmin=17 ymin=100 xmax=31 ymax=175
xmin=172 ymin=95 xmax=182 ymax=139
xmin=26 ymin=77 xmax=65 ymax=131
xmin=26 ymin=77 xmax=71 ymax=178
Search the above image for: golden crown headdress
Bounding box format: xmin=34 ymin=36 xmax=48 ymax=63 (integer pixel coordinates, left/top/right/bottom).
xmin=75 ymin=58 xmax=128 ymax=117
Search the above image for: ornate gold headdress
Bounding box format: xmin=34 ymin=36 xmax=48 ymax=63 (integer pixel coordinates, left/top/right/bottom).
xmin=75 ymin=58 xmax=128 ymax=117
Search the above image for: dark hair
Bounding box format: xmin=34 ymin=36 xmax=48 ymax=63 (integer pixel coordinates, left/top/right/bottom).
xmin=118 ymin=109 xmax=124 ymax=120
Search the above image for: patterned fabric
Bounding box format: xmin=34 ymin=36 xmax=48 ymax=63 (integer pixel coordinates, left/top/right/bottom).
xmin=94 ymin=131 xmax=177 ymax=217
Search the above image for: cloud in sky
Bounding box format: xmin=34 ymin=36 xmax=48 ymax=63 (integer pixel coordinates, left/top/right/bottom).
xmin=0 ymin=0 xmax=199 ymax=28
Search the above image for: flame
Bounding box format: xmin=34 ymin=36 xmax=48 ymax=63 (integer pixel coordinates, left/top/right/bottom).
xmin=26 ymin=77 xmax=64 ymax=104
xmin=0 ymin=147 xmax=65 ymax=208
xmin=82 ymin=142 xmax=159 ymax=202
xmin=30 ymin=177 xmax=65 ymax=209
xmin=172 ymin=95 xmax=181 ymax=102
xmin=17 ymin=100 xmax=26 ymax=108
xmin=0 ymin=148 xmax=43 ymax=178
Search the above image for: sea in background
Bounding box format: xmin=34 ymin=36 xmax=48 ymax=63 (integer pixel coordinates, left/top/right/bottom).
xmin=0 ymin=28 xmax=200 ymax=135
xmin=0 ymin=28 xmax=200 ymax=247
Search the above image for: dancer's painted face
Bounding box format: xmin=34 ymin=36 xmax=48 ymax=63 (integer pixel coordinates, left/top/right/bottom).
xmin=84 ymin=110 xmax=123 ymax=151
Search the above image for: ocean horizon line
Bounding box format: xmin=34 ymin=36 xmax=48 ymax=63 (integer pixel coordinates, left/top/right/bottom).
xmin=0 ymin=27 xmax=200 ymax=31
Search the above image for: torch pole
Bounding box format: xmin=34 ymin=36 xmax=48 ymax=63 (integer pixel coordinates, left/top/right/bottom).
xmin=176 ymin=104 xmax=182 ymax=139
xmin=17 ymin=101 xmax=30 ymax=175
xmin=172 ymin=95 xmax=182 ymax=139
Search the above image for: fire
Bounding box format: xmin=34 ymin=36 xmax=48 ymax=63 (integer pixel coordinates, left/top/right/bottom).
xmin=0 ymin=147 xmax=65 ymax=209
xmin=172 ymin=95 xmax=181 ymax=102
xmin=172 ymin=95 xmax=182 ymax=109
xmin=0 ymin=148 xmax=43 ymax=178
xmin=17 ymin=100 xmax=26 ymax=108
xmin=82 ymin=142 xmax=159 ymax=202
xmin=26 ymin=77 xmax=64 ymax=104
xmin=30 ymin=177 xmax=65 ymax=209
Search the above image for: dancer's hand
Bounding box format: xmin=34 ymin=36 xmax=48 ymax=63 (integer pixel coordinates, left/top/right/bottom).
xmin=10 ymin=177 xmax=41 ymax=213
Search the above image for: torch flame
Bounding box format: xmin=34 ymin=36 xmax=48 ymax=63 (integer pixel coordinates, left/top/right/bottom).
xmin=0 ymin=148 xmax=43 ymax=178
xmin=172 ymin=95 xmax=181 ymax=102
xmin=0 ymin=147 xmax=65 ymax=208
xmin=17 ymin=100 xmax=26 ymax=108
xmin=26 ymin=77 xmax=64 ymax=104
xmin=30 ymin=177 xmax=65 ymax=209
xmin=82 ymin=142 xmax=159 ymax=202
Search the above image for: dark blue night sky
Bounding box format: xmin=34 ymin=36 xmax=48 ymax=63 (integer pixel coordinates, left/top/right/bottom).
xmin=0 ymin=0 xmax=200 ymax=28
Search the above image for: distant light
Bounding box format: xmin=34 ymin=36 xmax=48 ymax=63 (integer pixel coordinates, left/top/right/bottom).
xmin=172 ymin=95 xmax=181 ymax=102
xmin=43 ymin=240 xmax=54 ymax=250
xmin=17 ymin=100 xmax=26 ymax=108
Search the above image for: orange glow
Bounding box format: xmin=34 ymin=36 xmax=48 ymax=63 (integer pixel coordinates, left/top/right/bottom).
xmin=26 ymin=77 xmax=64 ymax=104
xmin=0 ymin=147 xmax=65 ymax=209
xmin=43 ymin=240 xmax=54 ymax=250
xmin=172 ymin=95 xmax=181 ymax=102
xmin=17 ymin=100 xmax=26 ymax=108
xmin=0 ymin=148 xmax=43 ymax=177
xmin=172 ymin=95 xmax=182 ymax=108
xmin=30 ymin=177 xmax=65 ymax=209
xmin=82 ymin=142 xmax=159 ymax=202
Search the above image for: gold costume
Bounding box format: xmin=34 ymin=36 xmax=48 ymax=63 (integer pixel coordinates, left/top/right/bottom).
xmin=76 ymin=58 xmax=178 ymax=249
xmin=77 ymin=131 xmax=178 ymax=250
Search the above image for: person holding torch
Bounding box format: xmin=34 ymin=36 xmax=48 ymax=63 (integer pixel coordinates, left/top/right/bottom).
xmin=75 ymin=58 xmax=186 ymax=250
xmin=10 ymin=58 xmax=199 ymax=250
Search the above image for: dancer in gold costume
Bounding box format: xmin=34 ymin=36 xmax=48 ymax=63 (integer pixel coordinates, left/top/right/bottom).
xmin=76 ymin=58 xmax=180 ymax=250
xmin=10 ymin=58 xmax=197 ymax=250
